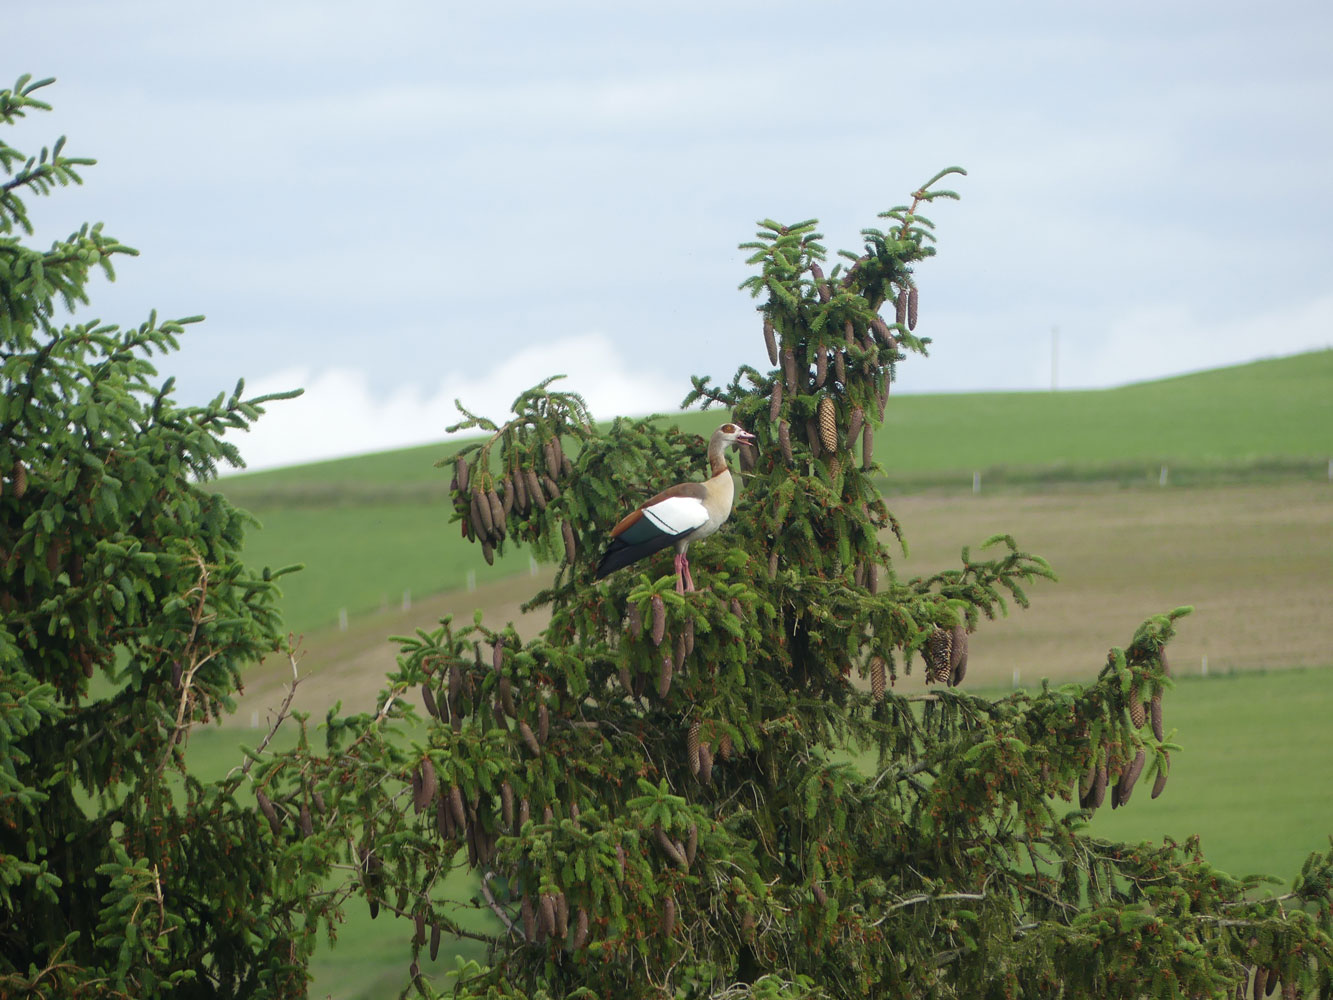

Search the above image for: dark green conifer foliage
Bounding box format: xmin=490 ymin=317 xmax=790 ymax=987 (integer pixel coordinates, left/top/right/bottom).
xmin=0 ymin=77 xmax=313 ymax=997
xmin=300 ymin=170 xmax=1333 ymax=998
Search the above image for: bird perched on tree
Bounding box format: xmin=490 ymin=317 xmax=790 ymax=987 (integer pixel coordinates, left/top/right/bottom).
xmin=595 ymin=422 xmax=756 ymax=593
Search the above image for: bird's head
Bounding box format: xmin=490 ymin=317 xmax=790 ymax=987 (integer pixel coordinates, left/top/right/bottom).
xmin=714 ymin=422 xmax=756 ymax=448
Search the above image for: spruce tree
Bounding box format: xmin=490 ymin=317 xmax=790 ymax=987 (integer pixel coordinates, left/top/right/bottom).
xmin=302 ymin=171 xmax=1333 ymax=997
xmin=0 ymin=76 xmax=317 ymax=997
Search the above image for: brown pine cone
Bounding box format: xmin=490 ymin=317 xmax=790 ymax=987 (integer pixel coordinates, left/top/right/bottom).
xmin=779 ymin=420 xmax=793 ymax=464
xmin=514 ymin=465 xmax=529 ymax=511
xmin=698 ymin=743 xmax=713 ymax=784
xmin=782 ymin=347 xmax=797 ymax=394
xmin=488 ymin=490 xmax=505 ymax=539
xmin=687 ymin=721 xmax=701 ymax=775
xmin=562 ymin=520 xmax=576 ymax=563
xmin=1151 ymin=692 xmax=1164 ymax=741
xmin=806 ymin=417 xmax=823 ymax=459
xmin=1151 ymin=751 xmax=1169 ymax=799
xmin=651 ymin=595 xmax=666 ymax=646
xmin=525 ymin=468 xmax=546 ymax=510
xmin=763 ymin=316 xmax=778 ymax=365
xmin=894 ymin=292 xmax=907 ymax=327
xmin=908 ymin=286 xmax=919 ymax=330
xmin=818 ymin=397 xmax=837 ymax=452
xmin=769 ymin=379 xmax=783 ymax=422
xmin=861 ymin=424 xmax=874 ymax=470
xmin=518 ymin=720 xmax=541 ymax=757
xmin=814 ymin=348 xmax=828 ymax=387
xmin=870 ymin=656 xmax=886 ymax=702
xmin=847 ymin=406 xmax=864 ymax=452
xmin=1128 ymin=684 xmax=1146 ymax=729
xmin=658 ymin=653 xmax=673 ymax=699
xmin=455 ymin=455 xmax=470 ymax=492
xmin=421 ymin=758 xmax=438 ymax=808
xmin=925 ymin=627 xmax=953 ymax=683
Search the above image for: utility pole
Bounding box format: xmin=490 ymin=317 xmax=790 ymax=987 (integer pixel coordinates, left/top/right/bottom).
xmin=1051 ymin=325 xmax=1059 ymax=391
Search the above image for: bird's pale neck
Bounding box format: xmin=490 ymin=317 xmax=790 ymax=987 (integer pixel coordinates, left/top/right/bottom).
xmin=707 ymin=434 xmax=731 ymax=477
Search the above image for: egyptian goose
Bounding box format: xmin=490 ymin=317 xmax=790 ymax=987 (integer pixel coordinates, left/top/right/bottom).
xmin=595 ymin=422 xmax=756 ymax=593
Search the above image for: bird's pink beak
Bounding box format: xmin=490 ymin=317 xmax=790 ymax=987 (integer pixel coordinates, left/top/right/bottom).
xmin=737 ymin=429 xmax=756 ymax=443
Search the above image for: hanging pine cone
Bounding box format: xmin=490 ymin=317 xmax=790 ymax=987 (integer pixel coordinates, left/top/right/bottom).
xmin=518 ymin=720 xmax=542 ymax=757
xmin=806 ymin=418 xmax=823 ymax=459
xmin=814 ymin=348 xmax=828 ymax=387
xmin=925 ymin=627 xmax=953 ymax=683
xmin=1092 ymin=761 xmax=1108 ymax=808
xmin=1128 ymin=684 xmax=1146 ymax=729
xmin=521 ymin=894 xmax=536 ymax=940
xmin=862 ymin=424 xmax=874 ymax=470
xmin=658 ymin=653 xmax=673 ymax=699
xmin=650 ymin=595 xmax=666 ymax=646
xmin=687 ymin=721 xmax=701 ymax=775
xmin=1119 ymin=748 xmax=1145 ymax=805
xmin=256 ymin=790 xmax=281 ymax=836
xmin=894 ymin=292 xmax=907 ymax=327
xmin=487 ymin=490 xmax=505 ymax=539
xmin=514 ymin=465 xmax=529 ymax=512
xmin=870 ymin=656 xmax=886 ymax=701
xmin=949 ymin=624 xmax=969 ymax=687
xmin=908 ymin=286 xmax=919 ymax=330
xmin=817 ymin=397 xmax=837 ymax=452
xmin=1151 ymin=692 xmax=1164 ymax=741
xmin=12 ymin=462 xmax=27 ymax=499
xmin=782 ymin=347 xmax=798 ymax=394
xmin=847 ymin=406 xmax=864 ymax=452
xmin=769 ymin=379 xmax=783 ymax=422
xmin=627 ymin=602 xmax=643 ymax=640
xmin=683 ymin=615 xmax=695 ymax=654
xmin=562 ymin=520 xmax=577 ymax=563
xmin=844 ymin=318 xmax=856 ymax=348
xmin=763 ymin=315 xmax=778 ymax=365
xmin=673 ymin=632 xmax=686 ymax=672
xmin=525 ymin=468 xmax=546 ymax=510
xmin=779 ymin=420 xmax=793 ymax=464
xmin=698 ymin=743 xmax=713 ymax=784
xmin=455 ymin=455 xmax=470 ymax=492
xmin=1151 ymin=751 xmax=1170 ymax=799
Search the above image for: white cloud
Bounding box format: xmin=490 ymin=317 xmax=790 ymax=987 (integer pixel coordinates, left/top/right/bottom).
xmin=224 ymin=332 xmax=684 ymax=472
xmin=1065 ymin=294 xmax=1333 ymax=389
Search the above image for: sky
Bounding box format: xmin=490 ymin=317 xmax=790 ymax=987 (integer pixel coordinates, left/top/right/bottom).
xmin=12 ymin=1 xmax=1333 ymax=470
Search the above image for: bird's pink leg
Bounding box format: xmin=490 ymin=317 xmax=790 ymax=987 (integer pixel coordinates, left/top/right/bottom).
xmin=673 ymin=552 xmax=687 ymax=594
xmin=681 ymin=554 xmax=696 ymax=593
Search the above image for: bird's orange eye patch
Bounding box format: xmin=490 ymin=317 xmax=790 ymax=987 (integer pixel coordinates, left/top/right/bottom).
xmin=721 ymin=423 xmax=736 ymax=433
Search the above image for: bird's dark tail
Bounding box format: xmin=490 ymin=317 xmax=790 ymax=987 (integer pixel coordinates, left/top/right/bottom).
xmin=595 ymin=533 xmax=677 ymax=580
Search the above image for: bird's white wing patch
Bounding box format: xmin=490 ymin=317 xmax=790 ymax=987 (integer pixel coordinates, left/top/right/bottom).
xmin=643 ymin=496 xmax=708 ymax=537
